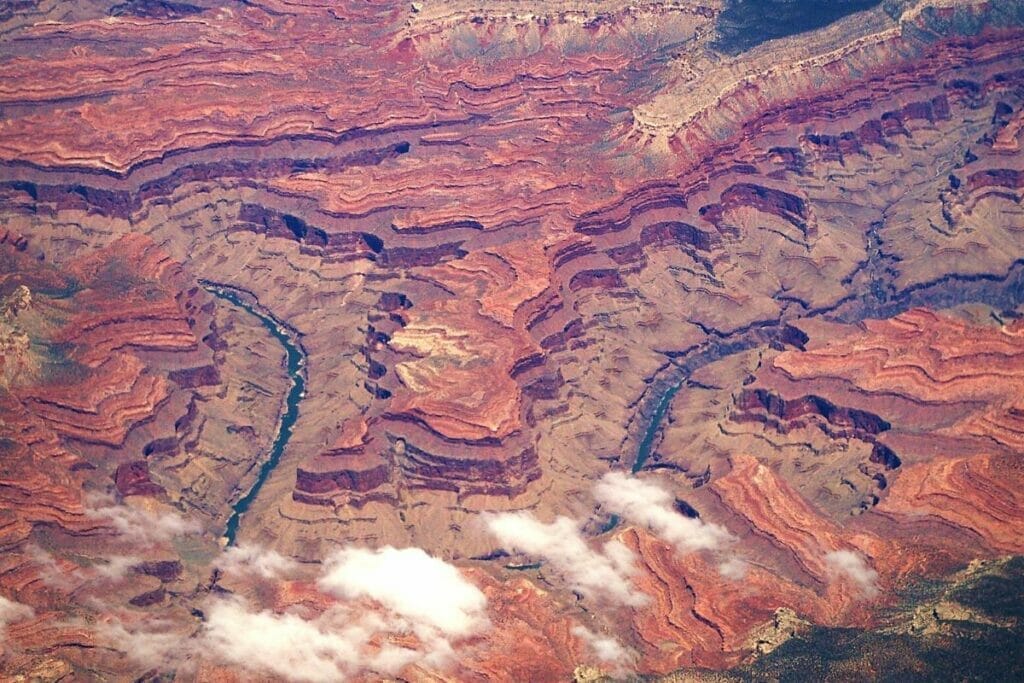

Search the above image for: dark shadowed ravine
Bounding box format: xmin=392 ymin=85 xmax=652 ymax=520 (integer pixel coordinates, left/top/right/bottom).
xmin=201 ymin=281 xmax=306 ymax=546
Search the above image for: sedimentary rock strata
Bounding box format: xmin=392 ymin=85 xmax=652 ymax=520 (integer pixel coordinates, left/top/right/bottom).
xmin=2 ymin=0 xmax=1024 ymax=680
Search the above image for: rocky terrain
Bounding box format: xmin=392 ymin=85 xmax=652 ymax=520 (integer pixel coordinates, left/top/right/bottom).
xmin=1 ymin=0 xmax=1023 ymax=680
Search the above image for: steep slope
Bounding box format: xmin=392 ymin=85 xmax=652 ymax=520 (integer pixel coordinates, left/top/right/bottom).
xmin=1 ymin=0 xmax=1023 ymax=680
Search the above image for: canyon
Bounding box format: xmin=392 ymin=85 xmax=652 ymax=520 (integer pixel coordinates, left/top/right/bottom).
xmin=1 ymin=0 xmax=1023 ymax=680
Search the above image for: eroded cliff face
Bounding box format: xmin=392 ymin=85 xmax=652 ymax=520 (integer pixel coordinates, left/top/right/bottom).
xmin=1 ymin=0 xmax=1024 ymax=680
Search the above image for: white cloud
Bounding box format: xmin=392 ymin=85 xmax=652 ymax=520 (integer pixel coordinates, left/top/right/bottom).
xmin=594 ymin=473 xmax=734 ymax=552
xmin=318 ymin=546 xmax=488 ymax=639
xmin=92 ymin=555 xmax=141 ymax=582
xmin=825 ymin=550 xmax=879 ymax=598
xmin=484 ymin=474 xmax=741 ymax=606
xmin=0 ymin=595 xmax=33 ymax=639
xmin=485 ymin=512 xmax=646 ymax=606
xmin=84 ymin=495 xmax=200 ymax=546
xmin=204 ymin=598 xmax=380 ymax=682
xmin=97 ymin=605 xmax=381 ymax=682
xmin=201 ymin=546 xmax=489 ymax=681
xmin=98 ymin=588 xmax=481 ymax=683
xmin=218 ymin=545 xmax=299 ymax=580
xmin=718 ymin=557 xmax=748 ymax=580
xmin=26 ymin=544 xmax=140 ymax=586
xmin=572 ymin=624 xmax=633 ymax=674
xmin=25 ymin=544 xmax=76 ymax=589
xmin=95 ymin=618 xmax=187 ymax=670
xmin=85 ymin=543 xmax=489 ymax=682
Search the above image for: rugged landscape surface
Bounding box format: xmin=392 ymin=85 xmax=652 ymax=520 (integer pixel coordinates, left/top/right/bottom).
xmin=1 ymin=0 xmax=1023 ymax=680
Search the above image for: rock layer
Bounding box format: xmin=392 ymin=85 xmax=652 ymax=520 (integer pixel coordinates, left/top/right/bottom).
xmin=2 ymin=0 xmax=1024 ymax=680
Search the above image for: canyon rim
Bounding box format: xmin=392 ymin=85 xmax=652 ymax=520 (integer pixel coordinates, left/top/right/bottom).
xmin=1 ymin=0 xmax=1024 ymax=680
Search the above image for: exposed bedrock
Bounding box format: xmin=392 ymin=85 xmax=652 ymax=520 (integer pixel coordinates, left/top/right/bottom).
xmin=113 ymin=460 xmax=165 ymax=497
xmin=734 ymin=389 xmax=892 ymax=436
xmin=2 ymin=0 xmax=1024 ymax=680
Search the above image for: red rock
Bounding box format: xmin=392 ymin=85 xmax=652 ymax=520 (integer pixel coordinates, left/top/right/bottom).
xmin=167 ymin=364 xmax=221 ymax=388
xmin=2 ymin=1 xmax=1024 ymax=680
xmin=114 ymin=461 xmax=165 ymax=497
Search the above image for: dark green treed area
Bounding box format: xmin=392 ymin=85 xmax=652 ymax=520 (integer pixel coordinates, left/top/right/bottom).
xmin=949 ymin=556 xmax=1024 ymax=620
xmin=713 ymin=0 xmax=884 ymax=54
xmin=634 ymin=557 xmax=1024 ymax=683
xmin=739 ymin=556 xmax=1024 ymax=682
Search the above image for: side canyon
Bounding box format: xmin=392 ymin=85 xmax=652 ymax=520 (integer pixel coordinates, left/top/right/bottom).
xmin=1 ymin=0 xmax=1023 ymax=680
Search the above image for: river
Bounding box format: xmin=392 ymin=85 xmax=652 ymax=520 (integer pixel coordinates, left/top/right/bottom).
xmin=199 ymin=256 xmax=1024 ymax=545
xmin=201 ymin=281 xmax=306 ymax=546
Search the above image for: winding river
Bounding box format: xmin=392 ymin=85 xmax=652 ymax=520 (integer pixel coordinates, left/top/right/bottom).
xmin=199 ymin=257 xmax=1024 ymax=547
xmin=201 ymin=281 xmax=306 ymax=546
xmin=602 ymin=256 xmax=1024 ymax=537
